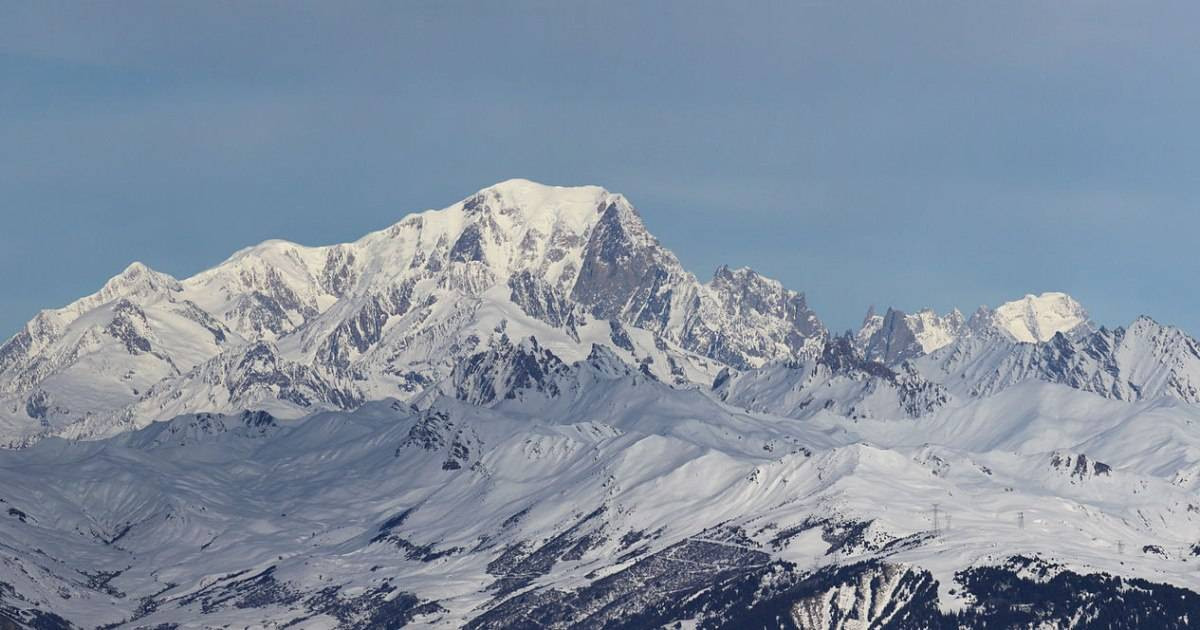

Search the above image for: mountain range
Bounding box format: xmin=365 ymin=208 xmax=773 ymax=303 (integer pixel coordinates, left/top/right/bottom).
xmin=2 ymin=180 xmax=1199 ymax=628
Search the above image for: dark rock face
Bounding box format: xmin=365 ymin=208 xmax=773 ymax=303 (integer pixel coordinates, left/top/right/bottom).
xmin=507 ymin=271 xmax=579 ymax=337
xmin=398 ymin=411 xmax=452 ymax=453
xmin=462 ymin=192 xmax=487 ymax=214
xmin=678 ymin=266 xmax=826 ymax=369
xmin=120 ymin=410 xmax=280 ymax=448
xmin=1031 ymin=330 xmax=1128 ymax=399
xmin=239 ymin=410 xmax=277 ymax=430
xmin=451 ymin=337 xmax=571 ymax=406
xmin=224 ymin=342 xmax=360 ymax=411
xmin=0 ymin=329 xmax=33 ymax=376
xmin=823 ymin=336 xmax=949 ymax=417
xmin=449 ymin=223 xmax=487 ymax=264
xmin=484 ymin=507 xmax=608 ymax=597
xmin=607 ymin=320 xmax=634 ymax=353
xmin=320 ymin=246 xmax=357 ymax=297
xmin=467 ymin=551 xmax=1200 ymax=629
xmin=572 ymin=202 xmax=680 ymax=332
xmin=711 ymin=266 xmax=824 ymax=345
xmin=825 ymin=333 xmax=945 ymax=417
xmin=1050 ymin=452 xmax=1112 ymax=481
xmin=471 ymin=526 xmax=778 ymax=629
xmin=227 ymin=267 xmax=318 ymax=338
xmin=862 ymin=308 xmax=923 ymax=365
xmin=0 ymin=580 xmax=76 ymax=630
xmin=228 ymin=292 xmax=293 ymax=339
xmin=123 ymin=566 xmax=444 ymax=628
xmin=819 ymin=334 xmax=892 ymax=378
xmin=395 ymin=410 xmax=479 ymax=472
xmin=316 ymin=294 xmax=397 ymax=372
xmin=105 ymin=300 xmax=153 ymax=355
xmin=24 ymin=390 xmax=51 ymax=420
xmin=884 ymin=362 xmax=951 ymax=417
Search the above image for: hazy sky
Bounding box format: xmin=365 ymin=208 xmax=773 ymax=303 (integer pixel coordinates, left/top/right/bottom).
xmin=4 ymin=2 xmax=1199 ymax=337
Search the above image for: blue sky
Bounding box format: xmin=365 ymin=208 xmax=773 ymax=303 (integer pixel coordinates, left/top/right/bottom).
xmin=3 ymin=1 xmax=1199 ymax=336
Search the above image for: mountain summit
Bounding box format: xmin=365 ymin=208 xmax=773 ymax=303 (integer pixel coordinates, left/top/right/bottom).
xmin=2 ymin=182 xmax=1182 ymax=450
xmin=3 ymin=181 xmax=1200 ymax=627
xmin=976 ymin=291 xmax=1091 ymax=343
xmin=0 ymin=180 xmax=828 ymax=444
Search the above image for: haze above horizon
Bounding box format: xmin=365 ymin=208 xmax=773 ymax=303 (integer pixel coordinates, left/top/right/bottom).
xmin=4 ymin=2 xmax=1199 ymax=336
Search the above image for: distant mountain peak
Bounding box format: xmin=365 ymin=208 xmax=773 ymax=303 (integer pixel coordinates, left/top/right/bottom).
xmin=0 ymin=180 xmax=832 ymax=443
xmin=99 ymin=261 xmax=180 ymax=299
xmin=855 ymin=306 xmax=965 ymax=364
xmin=985 ymin=291 xmax=1090 ymax=343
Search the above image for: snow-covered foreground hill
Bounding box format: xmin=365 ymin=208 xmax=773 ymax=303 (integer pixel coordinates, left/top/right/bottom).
xmin=3 ymin=375 xmax=1200 ymax=628
xmin=3 ymin=180 xmax=1200 ymax=628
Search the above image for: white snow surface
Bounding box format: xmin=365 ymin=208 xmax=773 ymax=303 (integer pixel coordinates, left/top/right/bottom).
xmin=2 ymin=377 xmax=1199 ymax=627
xmin=1 ymin=179 xmax=820 ymax=445
xmin=984 ymin=291 xmax=1091 ymax=343
xmin=1 ymin=180 xmax=1200 ymax=626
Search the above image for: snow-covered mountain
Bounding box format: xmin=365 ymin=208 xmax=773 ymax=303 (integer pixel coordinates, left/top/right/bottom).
xmin=0 ymin=179 xmax=825 ymax=446
xmin=853 ymin=292 xmax=1091 ymax=368
xmin=4 ymin=375 xmax=1200 ymax=627
xmin=978 ymin=291 xmax=1092 ymax=343
xmin=3 ymin=179 xmax=1200 ymax=628
xmin=856 ymin=307 xmax=966 ymax=365
xmin=917 ymin=315 xmax=1200 ymax=404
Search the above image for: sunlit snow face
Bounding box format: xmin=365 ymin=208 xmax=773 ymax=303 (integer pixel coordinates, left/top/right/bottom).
xmin=989 ymin=292 xmax=1089 ymax=343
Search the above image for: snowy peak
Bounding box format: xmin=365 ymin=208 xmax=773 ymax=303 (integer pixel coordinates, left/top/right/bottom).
xmin=855 ymin=293 xmax=1088 ymax=365
xmin=100 ymin=261 xmax=181 ymax=300
xmin=0 ymin=179 xmax=836 ymax=443
xmin=8 ymin=182 xmax=1200 ymax=627
xmin=7 ymin=179 xmax=1191 ymax=450
xmin=855 ymin=306 xmax=965 ymax=364
xmin=979 ymin=292 xmax=1090 ymax=343
xmin=470 ymin=178 xmax=617 ymax=229
xmin=707 ymin=266 xmax=819 ymax=332
xmin=569 ymin=193 xmax=687 ymax=326
xmin=44 ymin=261 xmax=183 ymax=329
xmin=914 ymin=309 xmax=1200 ymax=406
xmin=376 ymin=179 xmax=623 ymax=285
xmin=909 ymin=308 xmax=966 ymax=351
xmin=448 ymin=336 xmax=572 ymax=406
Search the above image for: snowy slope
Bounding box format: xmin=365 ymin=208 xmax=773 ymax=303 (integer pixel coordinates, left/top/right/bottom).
xmin=0 ymin=263 xmax=241 ymax=446
xmin=3 ymin=179 xmax=1200 ymax=627
xmin=973 ymin=291 xmax=1092 ymax=343
xmin=915 ymin=315 xmax=1200 ymax=405
xmin=0 ymin=180 xmax=823 ymax=445
xmin=2 ymin=370 xmax=1199 ymax=628
xmin=856 ymin=307 xmax=966 ymax=365
xmin=853 ymin=293 xmax=1091 ymax=369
